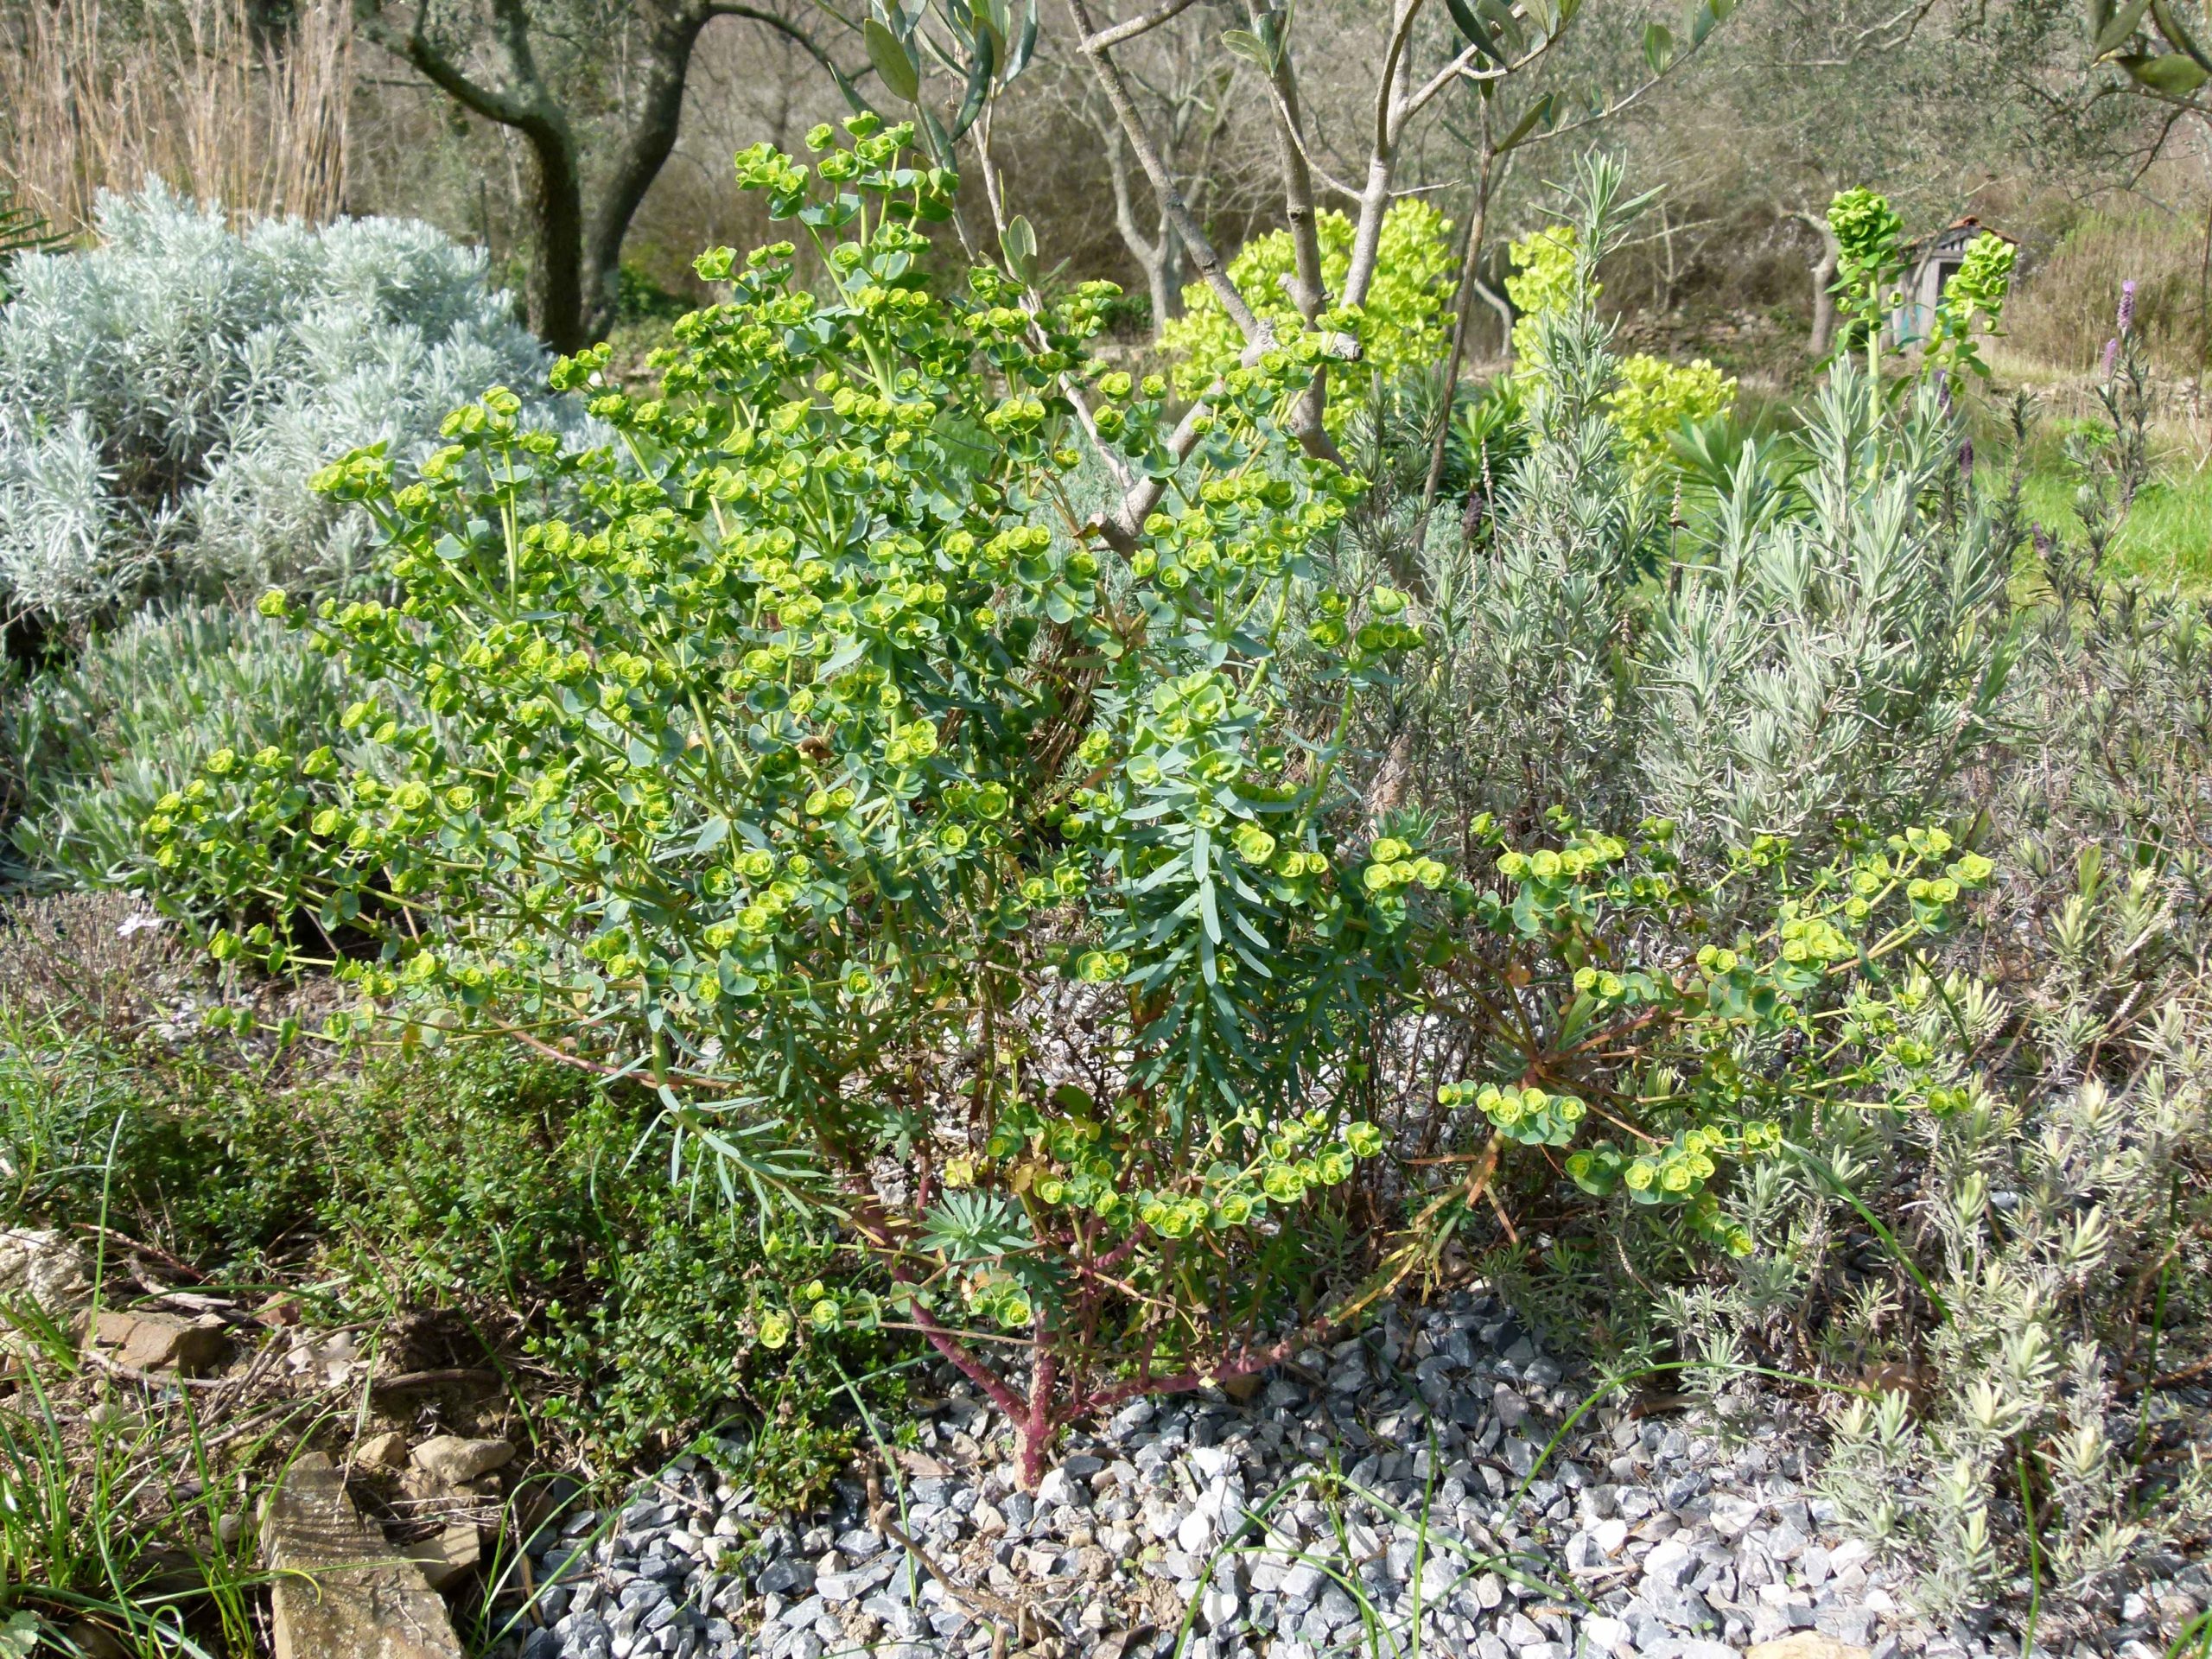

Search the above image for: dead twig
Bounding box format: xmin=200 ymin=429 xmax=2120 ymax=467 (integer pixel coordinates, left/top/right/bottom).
xmin=864 ymin=1466 xmax=1038 ymax=1640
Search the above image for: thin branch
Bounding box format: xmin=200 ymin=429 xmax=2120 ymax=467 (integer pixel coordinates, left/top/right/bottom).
xmin=1255 ymin=69 xmax=1364 ymax=202
xmin=704 ymin=1 xmax=850 ymax=83
xmin=1080 ymin=0 xmax=1202 ymax=54
xmin=1395 ymin=41 xmax=1484 ymax=137
xmin=1065 ymin=0 xmax=1263 ymax=343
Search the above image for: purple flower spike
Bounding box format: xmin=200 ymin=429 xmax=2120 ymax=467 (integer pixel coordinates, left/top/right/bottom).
xmin=2101 ymin=336 xmax=2120 ymax=379
xmin=2118 ymin=279 xmax=2137 ymax=334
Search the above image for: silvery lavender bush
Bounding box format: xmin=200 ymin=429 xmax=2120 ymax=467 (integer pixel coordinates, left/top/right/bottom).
xmin=1325 ymin=163 xmax=2015 ymax=872
xmin=1644 ymin=281 xmax=2211 ymax=1633
xmin=1307 ymin=192 xmax=2206 ymax=1630
xmin=1634 ymin=359 xmax=2014 ymax=854
xmin=0 ymin=181 xmax=569 ymax=627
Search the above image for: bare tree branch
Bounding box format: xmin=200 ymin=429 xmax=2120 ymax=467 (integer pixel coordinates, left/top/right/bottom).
xmin=1065 ymin=0 xmax=1265 ymax=343
xmin=1079 ymin=0 xmax=1202 ymax=54
xmin=705 ymin=1 xmax=851 ymax=84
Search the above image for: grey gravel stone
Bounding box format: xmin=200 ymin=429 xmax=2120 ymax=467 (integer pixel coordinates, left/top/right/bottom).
xmin=515 ymin=1289 xmax=2049 ymax=1659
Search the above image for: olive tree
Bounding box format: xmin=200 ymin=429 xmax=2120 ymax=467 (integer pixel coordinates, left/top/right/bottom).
xmin=350 ymin=0 xmax=853 ymax=349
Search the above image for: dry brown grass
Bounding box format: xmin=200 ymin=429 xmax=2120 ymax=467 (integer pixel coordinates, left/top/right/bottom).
xmin=2007 ymin=206 xmax=2208 ymax=378
xmin=0 ymin=0 xmax=353 ymax=235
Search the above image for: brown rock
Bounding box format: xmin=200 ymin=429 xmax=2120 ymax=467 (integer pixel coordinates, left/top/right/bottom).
xmin=1749 ymin=1637 xmax=1872 ymax=1659
xmin=402 ymin=1523 xmax=482 ymax=1592
xmin=408 ymin=1435 xmax=513 ymax=1486
xmin=355 ymin=1431 xmax=410 ymax=1470
xmin=264 ymin=1452 xmax=465 ymax=1659
xmin=86 ymin=1310 xmax=228 ymax=1376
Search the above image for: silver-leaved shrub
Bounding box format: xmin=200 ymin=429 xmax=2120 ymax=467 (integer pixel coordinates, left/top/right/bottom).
xmin=0 ymin=180 xmax=562 ymax=626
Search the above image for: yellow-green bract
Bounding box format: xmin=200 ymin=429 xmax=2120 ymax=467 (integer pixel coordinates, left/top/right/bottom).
xmin=1162 ymin=200 xmax=1456 ymax=438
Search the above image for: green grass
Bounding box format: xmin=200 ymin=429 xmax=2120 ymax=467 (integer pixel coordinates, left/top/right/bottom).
xmin=2005 ymin=450 xmax=2212 ymax=590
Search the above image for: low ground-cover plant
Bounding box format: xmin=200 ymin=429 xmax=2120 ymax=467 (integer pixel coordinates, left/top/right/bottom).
xmin=0 ymin=896 xmax=879 ymax=1497
xmin=6 ymin=603 xmax=359 ymax=892
xmin=0 ymin=181 xmax=561 ymax=630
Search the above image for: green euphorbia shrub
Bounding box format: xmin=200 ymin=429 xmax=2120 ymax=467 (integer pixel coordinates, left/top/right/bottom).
xmin=1414 ymin=815 xmax=1992 ymax=1268
xmin=1605 ymin=354 xmax=1736 ymax=482
xmin=148 ymin=121 xmax=1443 ymax=1484
xmin=1162 ymin=200 xmax=1455 ymax=437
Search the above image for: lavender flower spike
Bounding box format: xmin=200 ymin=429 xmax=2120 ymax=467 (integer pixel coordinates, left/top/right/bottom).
xmin=2101 ymin=337 xmax=2120 ymax=380
xmin=2118 ymin=278 xmax=2137 ymax=334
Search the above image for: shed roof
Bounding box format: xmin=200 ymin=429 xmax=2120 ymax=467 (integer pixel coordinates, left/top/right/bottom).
xmin=1913 ymin=215 xmax=2017 ymax=261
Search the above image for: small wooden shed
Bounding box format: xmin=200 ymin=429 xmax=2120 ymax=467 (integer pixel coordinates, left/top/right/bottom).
xmin=1886 ymin=216 xmax=2017 ymax=349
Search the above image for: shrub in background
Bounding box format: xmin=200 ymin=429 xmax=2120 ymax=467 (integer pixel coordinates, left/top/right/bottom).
xmin=1385 ymin=175 xmax=2015 ymax=867
xmin=0 ymin=181 xmax=559 ymax=626
xmin=6 ymin=603 xmax=361 ymax=897
xmin=1163 ymin=199 xmax=1455 ymax=438
xmin=1605 ymin=352 xmax=1735 ymax=481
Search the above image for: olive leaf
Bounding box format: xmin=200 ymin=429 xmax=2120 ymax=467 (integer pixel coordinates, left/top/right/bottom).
xmin=2121 ymin=48 xmax=2210 ymax=91
xmin=1001 ymin=213 xmax=1038 ymax=284
xmin=864 ymin=18 xmax=920 ymax=103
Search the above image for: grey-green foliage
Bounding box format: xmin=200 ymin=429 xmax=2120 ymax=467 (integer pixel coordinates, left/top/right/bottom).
xmin=0 ymin=181 xmax=563 ymax=625
xmin=1637 ymin=365 xmax=2013 ymax=849
xmin=8 ymin=603 xmax=355 ymax=886
xmin=1650 ymin=398 xmax=2212 ymax=1603
xmin=1357 ymin=164 xmax=2013 ymax=865
xmin=1434 ymin=203 xmax=1656 ymax=832
xmin=1676 ymin=856 xmax=2211 ymax=1620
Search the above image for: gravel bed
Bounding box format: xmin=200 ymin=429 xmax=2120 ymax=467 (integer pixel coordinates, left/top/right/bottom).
xmin=507 ymin=1288 xmax=2205 ymax=1659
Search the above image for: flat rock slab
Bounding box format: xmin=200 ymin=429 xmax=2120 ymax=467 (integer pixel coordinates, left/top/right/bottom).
xmin=265 ymin=1452 xmax=465 ymax=1659
xmin=86 ymin=1309 xmax=229 ymax=1375
xmin=0 ymin=1228 xmax=92 ymax=1313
